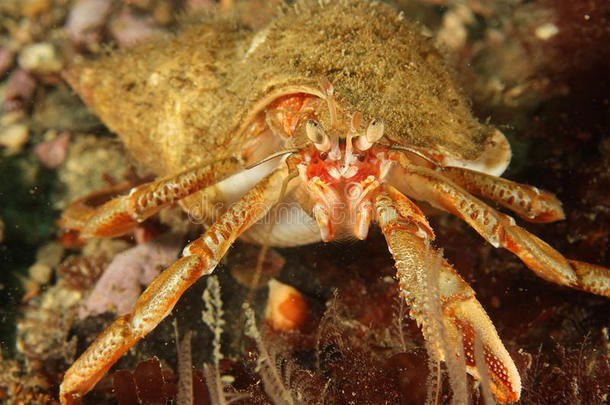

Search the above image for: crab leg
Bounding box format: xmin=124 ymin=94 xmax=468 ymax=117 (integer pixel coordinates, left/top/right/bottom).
xmin=59 ymin=157 xmax=241 ymax=238
xmin=59 ymin=165 xmax=290 ymax=405
xmin=440 ymin=166 xmax=565 ymax=223
xmin=375 ymin=185 xmax=521 ymax=403
xmin=396 ymin=159 xmax=610 ymax=297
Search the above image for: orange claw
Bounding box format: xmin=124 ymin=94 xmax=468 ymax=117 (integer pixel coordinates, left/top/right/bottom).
xmin=451 ymin=318 xmax=520 ymax=403
xmin=59 ymin=157 xmax=241 ymax=239
xmin=375 ymin=185 xmax=521 ymax=403
xmin=59 ymin=166 xmax=290 ymax=404
xmin=440 ymin=166 xmax=565 ymax=223
xmin=58 ymin=181 xmax=137 ymax=238
xmin=398 ymin=162 xmax=610 ymax=298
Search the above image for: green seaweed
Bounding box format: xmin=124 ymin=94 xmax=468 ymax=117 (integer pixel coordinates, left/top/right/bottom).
xmin=0 ymin=153 xmax=59 ymax=357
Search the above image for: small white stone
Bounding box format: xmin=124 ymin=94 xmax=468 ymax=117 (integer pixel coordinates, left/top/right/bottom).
xmin=18 ymin=43 xmax=63 ymax=74
xmin=0 ymin=123 xmax=29 ymax=152
xmin=220 ymin=375 xmax=235 ymax=384
xmin=36 ymin=241 xmax=65 ymax=268
xmin=535 ymin=23 xmax=559 ymax=40
xmin=29 ymin=263 xmax=52 ymax=284
xmin=1 ymin=111 xmax=25 ymax=126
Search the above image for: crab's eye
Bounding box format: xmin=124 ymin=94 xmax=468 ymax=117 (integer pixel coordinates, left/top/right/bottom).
xmin=355 ymin=118 xmax=385 ymax=151
xmin=366 ymin=118 xmax=384 ymax=143
xmin=306 ymin=120 xmax=331 ymax=152
xmin=306 ymin=120 xmax=324 ymax=143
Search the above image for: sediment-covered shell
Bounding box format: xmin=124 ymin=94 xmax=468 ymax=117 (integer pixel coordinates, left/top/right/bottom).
xmin=66 ymin=0 xmax=493 ymax=176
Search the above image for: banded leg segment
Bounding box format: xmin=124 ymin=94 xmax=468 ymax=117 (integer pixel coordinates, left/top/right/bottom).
xmin=60 ymin=157 xmax=241 ymax=238
xmin=59 ymin=165 xmax=290 ymax=405
xmin=399 ymin=161 xmax=610 ymax=297
xmin=375 ymin=186 xmax=521 ymax=403
xmin=440 ymin=166 xmax=565 ymax=223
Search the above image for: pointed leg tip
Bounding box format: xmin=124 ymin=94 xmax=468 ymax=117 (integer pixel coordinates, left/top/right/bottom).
xmin=493 ymin=389 xmax=521 ymax=404
xmin=488 ymin=369 xmax=521 ymax=403
xmin=59 ymin=389 xmax=82 ymax=405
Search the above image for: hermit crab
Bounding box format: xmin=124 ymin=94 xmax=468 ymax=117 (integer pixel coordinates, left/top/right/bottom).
xmin=59 ymin=1 xmax=610 ymax=403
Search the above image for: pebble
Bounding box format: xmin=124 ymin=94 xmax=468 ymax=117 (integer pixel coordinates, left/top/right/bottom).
xmin=111 ymin=10 xmax=166 ymax=48
xmin=0 ymin=123 xmax=29 ymax=152
xmin=18 ymin=43 xmax=63 ymax=74
xmin=34 ymin=131 xmax=70 ymax=168
xmin=1 ymin=111 xmax=25 ymax=126
xmin=29 ymin=263 xmax=53 ymax=284
xmin=21 ymin=0 xmax=52 ymax=17
xmin=265 ymin=278 xmax=308 ymax=332
xmin=535 ymin=23 xmax=559 ymax=40
xmin=66 ymin=0 xmax=114 ymax=45
xmin=4 ymin=70 xmax=36 ymax=111
xmin=36 ymin=241 xmax=65 ymax=268
xmin=26 ymin=241 xmax=65 ymax=286
xmin=0 ymin=48 xmax=15 ymax=77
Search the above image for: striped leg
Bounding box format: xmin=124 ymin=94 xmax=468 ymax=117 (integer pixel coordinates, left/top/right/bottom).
xmin=59 ymin=165 xmax=289 ymax=404
xmin=399 ymin=161 xmax=610 ymax=297
xmin=375 ymin=185 xmax=521 ymax=403
xmin=440 ymin=166 xmax=565 ymax=223
xmin=60 ymin=157 xmax=241 ymax=238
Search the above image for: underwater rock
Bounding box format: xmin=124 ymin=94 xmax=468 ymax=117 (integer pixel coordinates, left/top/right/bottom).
xmin=0 ymin=48 xmax=15 ymax=77
xmin=33 ymin=132 xmax=70 ymax=168
xmin=110 ymin=9 xmax=166 ymax=48
xmin=3 ymin=70 xmax=36 ymax=112
xmin=66 ymin=0 xmax=114 ymax=45
xmin=78 ymin=233 xmax=182 ymax=319
xmin=0 ymin=122 xmax=28 ymax=153
xmin=265 ymin=279 xmax=308 ymax=332
xmin=18 ymin=42 xmax=63 ymax=75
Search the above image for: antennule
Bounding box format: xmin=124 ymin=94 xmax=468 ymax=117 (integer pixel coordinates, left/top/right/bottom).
xmin=319 ymin=77 xmax=338 ymax=129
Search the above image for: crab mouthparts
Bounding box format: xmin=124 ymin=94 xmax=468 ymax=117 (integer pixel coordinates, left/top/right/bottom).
xmin=299 ymin=145 xmax=391 ymax=242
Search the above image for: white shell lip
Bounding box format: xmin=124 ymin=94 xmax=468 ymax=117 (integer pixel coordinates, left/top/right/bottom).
xmin=441 ymin=129 xmax=512 ymax=177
